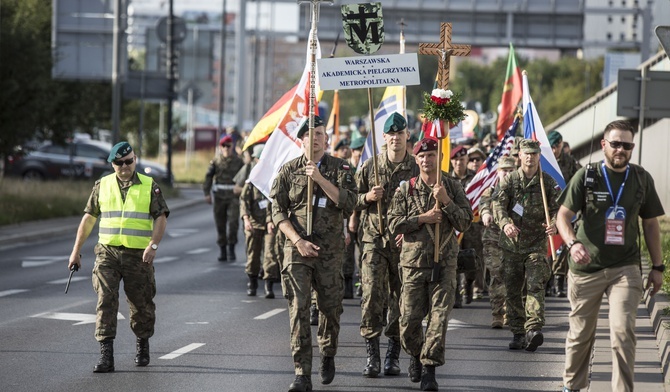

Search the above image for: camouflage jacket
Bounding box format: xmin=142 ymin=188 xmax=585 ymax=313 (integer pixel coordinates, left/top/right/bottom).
xmin=491 ymin=168 xmax=560 ymax=254
xmin=203 ymin=154 xmax=244 ymax=198
xmin=449 ymin=168 xmax=480 ymax=244
xmin=479 ymin=186 xmax=500 ymax=243
xmin=557 ymin=152 xmax=582 ymax=184
xmin=355 ymin=151 xmax=419 ymax=246
xmin=270 ymin=154 xmax=357 ymax=251
xmin=388 ymin=175 xmax=473 ymax=268
xmin=240 ymin=182 xmax=270 ymax=230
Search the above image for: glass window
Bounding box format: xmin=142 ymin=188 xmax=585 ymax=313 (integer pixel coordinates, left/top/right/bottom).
xmin=41 ymin=144 xmax=69 ymax=155
xmin=77 ymin=144 xmax=108 ymax=159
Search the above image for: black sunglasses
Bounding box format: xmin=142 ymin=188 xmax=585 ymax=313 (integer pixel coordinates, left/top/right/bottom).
xmin=221 ymin=144 xmax=232 ymax=148
xmin=113 ymin=157 xmax=135 ymax=166
xmin=605 ymin=139 xmax=635 ymax=151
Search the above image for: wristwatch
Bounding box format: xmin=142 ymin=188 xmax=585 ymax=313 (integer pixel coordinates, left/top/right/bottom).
xmin=651 ymin=264 xmax=666 ymax=273
xmin=566 ymin=239 xmax=581 ymax=250
xmin=150 ymin=243 xmax=158 ymax=250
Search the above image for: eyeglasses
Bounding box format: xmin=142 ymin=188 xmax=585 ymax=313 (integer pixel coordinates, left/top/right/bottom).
xmin=113 ymin=157 xmax=135 ymax=166
xmin=470 ymin=157 xmax=483 ymax=162
xmin=221 ymin=144 xmax=232 ymax=148
xmin=605 ymin=139 xmax=635 ymax=151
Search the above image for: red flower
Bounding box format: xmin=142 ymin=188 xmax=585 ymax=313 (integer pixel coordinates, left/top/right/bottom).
xmin=430 ymin=96 xmax=451 ymax=105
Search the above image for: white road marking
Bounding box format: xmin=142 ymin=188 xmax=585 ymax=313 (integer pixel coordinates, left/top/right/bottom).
xmin=0 ymin=289 xmax=29 ymax=298
xmin=47 ymin=276 xmax=88 ymax=285
xmin=159 ymin=343 xmax=206 ymax=360
xmin=254 ymin=308 xmax=286 ymax=320
xmin=22 ymin=256 xmax=68 ymax=268
xmin=185 ymin=248 xmax=210 ymax=255
xmin=185 ymin=321 xmax=209 ymax=325
xmin=153 ymin=256 xmax=178 ymax=264
xmin=167 ymin=229 xmax=199 ymax=238
xmin=31 ymin=312 xmax=125 ymax=325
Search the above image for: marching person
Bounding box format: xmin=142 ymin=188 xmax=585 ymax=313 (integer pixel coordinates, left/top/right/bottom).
xmin=388 ymin=137 xmax=472 ymax=391
xmin=355 ymin=112 xmax=419 ymax=378
xmin=203 ymin=135 xmax=244 ymax=262
xmin=491 ymin=139 xmax=560 ymax=352
xmin=479 ymin=156 xmax=516 ymax=328
xmin=68 ymin=141 xmax=169 ymax=373
xmin=270 ymin=116 xmax=357 ymax=392
xmin=557 ymin=120 xmax=665 ymax=392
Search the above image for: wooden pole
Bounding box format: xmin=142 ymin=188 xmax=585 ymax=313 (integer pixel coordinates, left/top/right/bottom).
xmin=305 ymin=1 xmax=319 ymax=236
xmin=367 ymin=88 xmax=384 ymax=234
xmin=538 ymin=167 xmax=556 ymax=262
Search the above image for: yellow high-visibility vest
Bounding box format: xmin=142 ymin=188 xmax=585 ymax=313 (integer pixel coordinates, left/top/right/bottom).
xmin=98 ymin=173 xmax=153 ymax=249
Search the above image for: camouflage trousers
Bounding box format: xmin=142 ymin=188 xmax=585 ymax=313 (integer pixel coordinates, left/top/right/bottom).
xmin=243 ymin=229 xmax=280 ymax=281
xmin=483 ymin=241 xmax=506 ymax=318
xmin=283 ymin=248 xmax=344 ymax=376
xmin=92 ymin=243 xmax=156 ymax=342
xmin=502 ymin=250 xmax=551 ymax=335
xmin=399 ymin=257 xmax=457 ymax=366
xmin=360 ymin=242 xmax=399 ymax=340
xmin=213 ymin=195 xmax=239 ymax=246
xmin=460 ymin=226 xmax=485 ymax=292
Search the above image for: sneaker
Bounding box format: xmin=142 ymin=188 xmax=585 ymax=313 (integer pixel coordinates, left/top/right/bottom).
xmin=508 ymin=334 xmax=525 ymax=350
xmin=525 ymin=330 xmax=544 ymax=352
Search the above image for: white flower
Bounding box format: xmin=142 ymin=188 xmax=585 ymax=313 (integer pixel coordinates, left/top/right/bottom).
xmin=431 ymin=88 xmax=453 ymax=99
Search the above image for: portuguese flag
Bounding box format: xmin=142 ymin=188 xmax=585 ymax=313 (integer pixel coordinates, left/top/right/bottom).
xmin=496 ymin=43 xmax=522 ymax=141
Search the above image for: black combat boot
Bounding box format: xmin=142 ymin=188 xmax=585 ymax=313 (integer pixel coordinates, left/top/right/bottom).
xmin=218 ymin=246 xmax=227 ymax=262
xmin=93 ymin=339 xmax=114 ymax=373
xmin=363 ymin=337 xmax=381 ymax=378
xmin=264 ymin=280 xmax=275 ymax=299
xmin=309 ymin=304 xmax=319 ymax=326
xmin=525 ymin=329 xmax=544 ymax=352
xmin=508 ymin=333 xmax=526 ymax=350
xmin=228 ymin=244 xmax=236 ymax=261
xmin=319 ymin=356 xmax=335 ymax=385
xmin=383 ymin=338 xmax=401 ymax=376
xmin=420 ymin=365 xmax=439 ymax=391
xmin=408 ymin=355 xmax=422 ymax=383
xmin=135 ymin=337 xmax=150 ymax=367
xmin=288 ymin=375 xmax=312 ymax=392
xmin=343 ymin=277 xmax=354 ymax=299
xmin=465 ymin=279 xmax=474 ymax=304
xmin=247 ymin=275 xmax=258 ymax=296
xmin=546 ymin=273 xmax=554 ymax=297
xmin=554 ymin=275 xmax=566 ymax=297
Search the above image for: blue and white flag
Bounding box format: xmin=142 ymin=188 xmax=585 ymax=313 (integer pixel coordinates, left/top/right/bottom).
xmin=522 ymin=73 xmax=565 ymax=189
xmin=359 ymin=86 xmax=405 ymax=168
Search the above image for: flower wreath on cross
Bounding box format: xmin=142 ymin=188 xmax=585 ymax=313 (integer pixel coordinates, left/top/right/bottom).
xmin=421 ymin=88 xmax=466 ymax=139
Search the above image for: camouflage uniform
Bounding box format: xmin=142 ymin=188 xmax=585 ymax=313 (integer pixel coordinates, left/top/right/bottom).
xmin=355 ymin=152 xmax=419 ymax=341
xmin=551 ymin=151 xmax=582 ymax=277
xmin=479 ymin=187 xmax=506 ymax=321
xmin=342 ymin=159 xmax=359 ymax=288
xmin=84 ymin=173 xmax=170 ymax=341
xmin=492 ymin=168 xmax=560 ymax=336
xmin=448 ymin=169 xmax=484 ymax=299
xmin=240 ymin=181 xmax=278 ymax=280
xmin=203 ymin=154 xmax=244 ymax=249
xmin=270 ymin=154 xmax=356 ymax=377
xmin=388 ymin=174 xmax=473 ymax=366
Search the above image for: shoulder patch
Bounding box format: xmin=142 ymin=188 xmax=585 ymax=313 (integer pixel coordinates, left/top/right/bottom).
xmin=154 ymin=187 xmax=162 ymax=195
xmin=342 ymin=164 xmax=350 ymax=170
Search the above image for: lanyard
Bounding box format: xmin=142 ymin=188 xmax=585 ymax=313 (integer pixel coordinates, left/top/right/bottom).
xmin=601 ymin=161 xmax=629 ymax=208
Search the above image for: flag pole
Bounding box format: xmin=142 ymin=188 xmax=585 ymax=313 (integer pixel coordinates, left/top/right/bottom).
xmin=367 ymin=88 xmax=384 ymax=234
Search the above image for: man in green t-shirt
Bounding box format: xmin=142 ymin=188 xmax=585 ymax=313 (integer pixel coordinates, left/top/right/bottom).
xmin=556 ymin=120 xmax=665 ymax=392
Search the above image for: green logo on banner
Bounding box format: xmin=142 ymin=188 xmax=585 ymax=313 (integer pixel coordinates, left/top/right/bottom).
xmin=341 ymin=2 xmax=384 ymax=55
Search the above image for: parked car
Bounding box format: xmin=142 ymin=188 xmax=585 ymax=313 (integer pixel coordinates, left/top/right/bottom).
xmin=5 ymin=139 xmax=172 ymax=184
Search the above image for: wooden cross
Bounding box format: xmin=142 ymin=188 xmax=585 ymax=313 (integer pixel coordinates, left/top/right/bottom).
xmin=419 ymin=23 xmax=471 ymax=90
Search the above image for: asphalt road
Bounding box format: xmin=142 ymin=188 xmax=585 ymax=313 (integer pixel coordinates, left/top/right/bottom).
xmin=1 ymin=195 xmax=575 ymax=392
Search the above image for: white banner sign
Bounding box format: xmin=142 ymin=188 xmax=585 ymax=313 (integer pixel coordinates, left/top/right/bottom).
xmin=317 ymin=53 xmax=420 ymax=91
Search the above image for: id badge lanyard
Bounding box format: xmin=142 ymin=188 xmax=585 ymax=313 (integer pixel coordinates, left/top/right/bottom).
xmin=601 ymin=161 xmax=629 ymax=245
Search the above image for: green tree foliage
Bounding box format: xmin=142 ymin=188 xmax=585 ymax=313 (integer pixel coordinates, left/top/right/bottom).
xmin=0 ymin=0 xmax=162 ymax=157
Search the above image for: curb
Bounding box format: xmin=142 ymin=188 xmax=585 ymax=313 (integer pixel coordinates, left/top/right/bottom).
xmin=647 ymin=288 xmax=670 ymax=390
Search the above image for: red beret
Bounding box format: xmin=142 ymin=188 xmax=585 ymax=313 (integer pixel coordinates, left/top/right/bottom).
xmin=219 ymin=135 xmax=233 ymax=146
xmin=413 ymin=137 xmax=439 ymax=155
xmin=450 ymin=145 xmax=467 ymax=159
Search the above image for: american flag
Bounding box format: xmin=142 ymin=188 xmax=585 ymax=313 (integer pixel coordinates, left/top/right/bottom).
xmin=465 ymin=117 xmax=519 ymax=216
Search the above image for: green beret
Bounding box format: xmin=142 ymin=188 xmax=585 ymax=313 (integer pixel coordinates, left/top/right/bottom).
xmin=334 ymin=138 xmax=350 ymax=151
xmin=547 ymin=131 xmax=563 ymax=147
xmin=108 ymin=141 xmax=133 ymax=162
xmin=498 ymin=156 xmax=516 ymax=170
xmin=349 ymin=137 xmax=365 ymax=150
xmin=519 ymin=139 xmax=541 ymax=153
xmin=296 ymin=116 xmax=325 ymax=139
xmin=383 ymin=112 xmax=407 ymax=134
